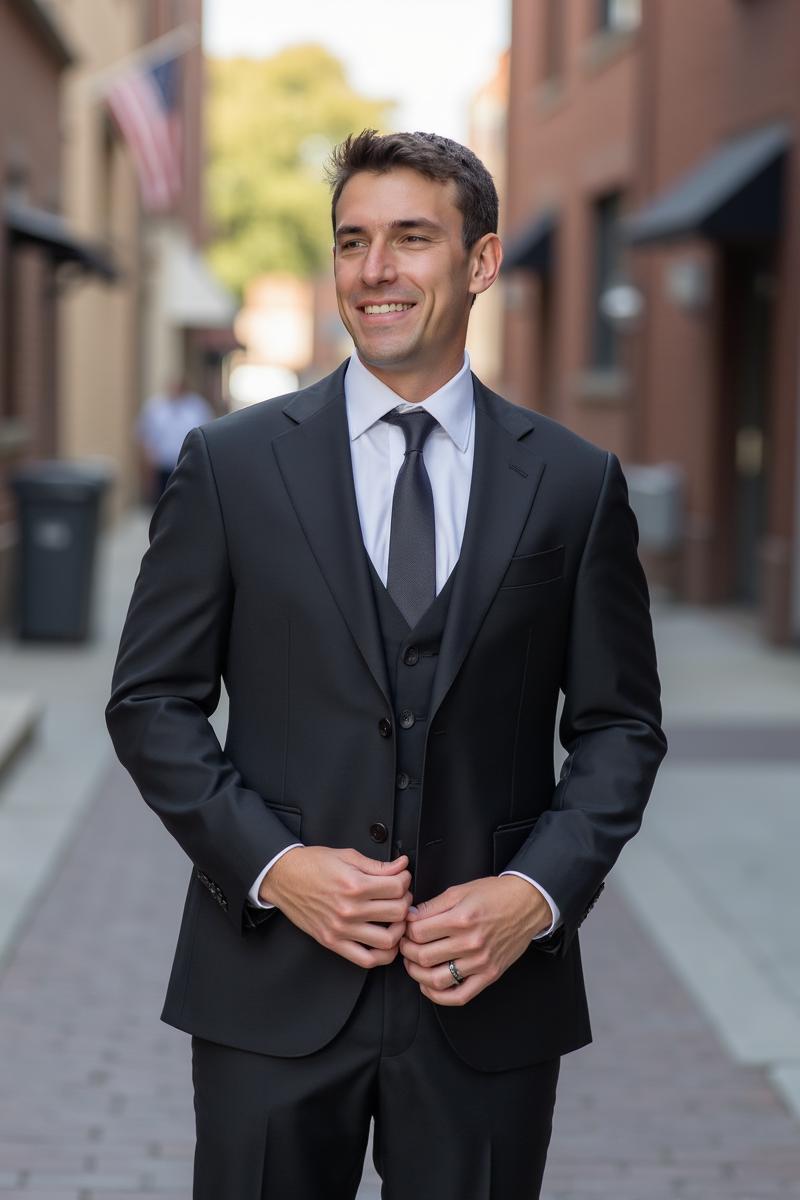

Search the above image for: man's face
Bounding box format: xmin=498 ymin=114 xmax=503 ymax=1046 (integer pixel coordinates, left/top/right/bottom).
xmin=332 ymin=168 xmax=482 ymax=387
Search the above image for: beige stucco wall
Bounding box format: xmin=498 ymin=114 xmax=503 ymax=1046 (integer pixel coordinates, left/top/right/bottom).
xmin=52 ymin=0 xmax=144 ymax=519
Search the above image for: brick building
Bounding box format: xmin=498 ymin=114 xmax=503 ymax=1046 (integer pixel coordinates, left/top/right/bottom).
xmin=503 ymin=0 xmax=800 ymax=644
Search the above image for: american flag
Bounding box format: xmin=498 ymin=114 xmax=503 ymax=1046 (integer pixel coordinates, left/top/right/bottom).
xmin=105 ymin=55 xmax=182 ymax=213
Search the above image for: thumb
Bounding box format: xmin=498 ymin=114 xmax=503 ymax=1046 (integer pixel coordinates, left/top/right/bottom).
xmin=407 ymin=888 xmax=455 ymax=921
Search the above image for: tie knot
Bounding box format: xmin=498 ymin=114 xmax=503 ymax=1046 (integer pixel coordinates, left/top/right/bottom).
xmin=382 ymin=408 xmax=439 ymax=454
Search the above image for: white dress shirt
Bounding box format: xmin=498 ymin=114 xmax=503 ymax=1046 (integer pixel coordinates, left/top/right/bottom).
xmin=249 ymin=351 xmax=560 ymax=939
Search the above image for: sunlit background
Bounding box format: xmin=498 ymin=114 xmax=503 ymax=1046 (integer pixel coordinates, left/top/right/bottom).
xmin=0 ymin=1 xmax=799 ymax=1196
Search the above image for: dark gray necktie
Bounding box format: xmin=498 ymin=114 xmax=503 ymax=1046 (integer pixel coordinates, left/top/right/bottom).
xmin=381 ymin=408 xmax=439 ymax=626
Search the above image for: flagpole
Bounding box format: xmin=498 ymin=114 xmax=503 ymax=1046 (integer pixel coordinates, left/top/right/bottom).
xmin=82 ymin=22 xmax=201 ymax=96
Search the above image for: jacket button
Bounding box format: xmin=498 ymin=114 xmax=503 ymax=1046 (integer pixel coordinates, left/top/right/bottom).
xmin=378 ymin=717 xmax=393 ymax=738
xmin=399 ymin=709 xmax=415 ymax=729
xmin=403 ymin=646 xmax=419 ymax=666
xmin=369 ymin=822 xmax=388 ymax=843
xmin=396 ymin=771 xmax=410 ymax=790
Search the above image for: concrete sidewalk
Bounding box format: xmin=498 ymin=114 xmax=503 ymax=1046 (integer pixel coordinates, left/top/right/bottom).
xmin=615 ymin=600 xmax=800 ymax=1120
xmin=0 ymin=510 xmax=152 ymax=966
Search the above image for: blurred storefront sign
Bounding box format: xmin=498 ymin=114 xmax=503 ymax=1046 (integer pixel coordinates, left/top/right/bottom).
xmin=160 ymin=225 xmax=235 ymax=329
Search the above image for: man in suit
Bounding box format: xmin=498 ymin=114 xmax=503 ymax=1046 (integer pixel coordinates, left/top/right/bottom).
xmin=106 ymin=130 xmax=667 ymax=1199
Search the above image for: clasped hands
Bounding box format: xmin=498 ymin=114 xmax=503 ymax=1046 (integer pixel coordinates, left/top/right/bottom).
xmin=260 ymin=846 xmax=552 ymax=1006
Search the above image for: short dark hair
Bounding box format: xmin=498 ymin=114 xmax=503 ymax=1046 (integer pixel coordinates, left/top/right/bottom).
xmin=325 ymin=129 xmax=498 ymax=250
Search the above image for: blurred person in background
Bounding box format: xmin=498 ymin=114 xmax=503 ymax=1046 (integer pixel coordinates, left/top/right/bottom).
xmin=107 ymin=130 xmax=666 ymax=1199
xmin=136 ymin=377 xmax=214 ymax=503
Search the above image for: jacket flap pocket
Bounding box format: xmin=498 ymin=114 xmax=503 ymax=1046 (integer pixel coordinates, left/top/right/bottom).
xmin=265 ymin=801 xmax=302 ymax=839
xmin=500 ymin=544 xmax=565 ymax=589
xmin=493 ymin=815 xmax=539 ymax=873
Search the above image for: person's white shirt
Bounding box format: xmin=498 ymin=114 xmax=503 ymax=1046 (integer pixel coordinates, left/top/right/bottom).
xmin=136 ymin=389 xmax=214 ymax=471
xmin=249 ymin=351 xmax=561 ymax=939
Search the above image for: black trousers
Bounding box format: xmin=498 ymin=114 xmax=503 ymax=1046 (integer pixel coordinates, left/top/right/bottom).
xmin=192 ymin=953 xmax=560 ymax=1199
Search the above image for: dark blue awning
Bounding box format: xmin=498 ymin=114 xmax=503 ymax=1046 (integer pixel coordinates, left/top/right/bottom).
xmin=6 ymin=201 xmax=117 ymax=281
xmin=502 ymin=209 xmax=558 ymax=274
xmin=624 ymin=122 xmax=791 ymax=245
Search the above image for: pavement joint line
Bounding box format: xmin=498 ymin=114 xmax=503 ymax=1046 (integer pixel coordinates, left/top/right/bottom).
xmin=614 ymin=839 xmax=800 ymax=1113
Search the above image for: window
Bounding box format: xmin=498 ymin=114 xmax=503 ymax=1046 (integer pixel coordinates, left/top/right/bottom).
xmin=598 ymin=0 xmax=641 ymax=33
xmin=589 ymin=192 xmax=623 ymax=368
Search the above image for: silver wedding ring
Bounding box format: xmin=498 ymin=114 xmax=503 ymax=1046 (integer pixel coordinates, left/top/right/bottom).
xmin=448 ymin=959 xmax=464 ymax=986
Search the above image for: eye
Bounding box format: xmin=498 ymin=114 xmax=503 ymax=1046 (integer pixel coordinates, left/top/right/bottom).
xmin=404 ymin=235 xmax=428 ymax=243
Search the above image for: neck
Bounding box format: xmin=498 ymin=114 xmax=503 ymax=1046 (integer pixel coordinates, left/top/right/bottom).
xmin=356 ymin=351 xmax=466 ymax=403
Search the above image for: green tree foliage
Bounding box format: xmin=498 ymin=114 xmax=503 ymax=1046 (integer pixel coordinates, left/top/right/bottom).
xmin=206 ymin=45 xmax=393 ymax=296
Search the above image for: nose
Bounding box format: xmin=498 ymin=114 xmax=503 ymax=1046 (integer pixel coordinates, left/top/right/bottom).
xmin=360 ymin=240 xmax=397 ymax=287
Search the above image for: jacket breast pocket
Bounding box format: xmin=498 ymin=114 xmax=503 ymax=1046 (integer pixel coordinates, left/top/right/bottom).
xmin=499 ymin=544 xmax=564 ymax=590
xmin=265 ymin=800 xmax=303 ymax=839
xmin=492 ymin=815 xmax=539 ymax=873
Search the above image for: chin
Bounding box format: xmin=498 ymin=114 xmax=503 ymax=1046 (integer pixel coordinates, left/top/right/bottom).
xmin=356 ymin=337 xmax=419 ymax=369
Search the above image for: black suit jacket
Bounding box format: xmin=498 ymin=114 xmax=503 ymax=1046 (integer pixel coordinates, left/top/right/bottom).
xmin=106 ymin=361 xmax=666 ymax=1071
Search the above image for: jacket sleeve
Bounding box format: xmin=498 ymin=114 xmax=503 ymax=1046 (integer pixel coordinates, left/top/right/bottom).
xmin=503 ymin=450 xmax=668 ymax=955
xmin=105 ymin=426 xmax=298 ymax=934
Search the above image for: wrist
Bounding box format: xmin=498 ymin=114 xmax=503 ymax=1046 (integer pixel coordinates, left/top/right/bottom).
xmin=258 ymin=845 xmax=304 ymax=906
xmin=497 ymin=873 xmax=552 ymax=938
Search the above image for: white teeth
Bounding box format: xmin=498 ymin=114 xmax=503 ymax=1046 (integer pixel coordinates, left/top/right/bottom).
xmin=363 ymin=303 xmax=414 ymax=314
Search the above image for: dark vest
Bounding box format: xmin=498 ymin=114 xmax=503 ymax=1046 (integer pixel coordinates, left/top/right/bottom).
xmin=366 ymin=555 xmax=458 ymax=879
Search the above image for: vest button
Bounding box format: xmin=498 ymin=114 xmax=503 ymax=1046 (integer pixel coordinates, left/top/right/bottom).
xmin=403 ymin=646 xmax=419 ymax=666
xmin=369 ymin=822 xmax=388 ymax=843
xmin=396 ymin=772 xmax=410 ymax=790
xmin=399 ymin=709 xmax=415 ymax=729
xmin=378 ymin=718 xmax=393 ymax=738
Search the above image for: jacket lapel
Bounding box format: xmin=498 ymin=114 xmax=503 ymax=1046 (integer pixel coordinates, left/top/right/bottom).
xmin=428 ymin=377 xmax=546 ymax=726
xmin=271 ymin=364 xmax=546 ymax=724
xmin=272 ymin=363 xmax=392 ymax=708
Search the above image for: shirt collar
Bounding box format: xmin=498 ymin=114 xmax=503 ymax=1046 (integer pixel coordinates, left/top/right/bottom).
xmin=344 ymin=349 xmax=473 ymax=452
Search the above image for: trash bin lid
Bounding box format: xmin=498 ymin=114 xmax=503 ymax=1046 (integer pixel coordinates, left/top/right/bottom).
xmin=10 ymin=459 xmax=114 ymax=500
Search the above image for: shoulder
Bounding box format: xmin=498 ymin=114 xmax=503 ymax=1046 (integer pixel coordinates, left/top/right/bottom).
xmin=476 ymin=378 xmax=610 ymax=469
xmin=198 ymin=363 xmax=347 ymax=452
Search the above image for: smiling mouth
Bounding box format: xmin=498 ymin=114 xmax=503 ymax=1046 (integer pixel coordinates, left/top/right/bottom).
xmin=359 ymin=302 xmax=416 ymax=315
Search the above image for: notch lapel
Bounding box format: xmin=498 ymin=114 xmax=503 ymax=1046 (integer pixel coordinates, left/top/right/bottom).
xmin=428 ymin=379 xmax=546 ymax=727
xmin=272 ymin=365 xmax=391 ymax=708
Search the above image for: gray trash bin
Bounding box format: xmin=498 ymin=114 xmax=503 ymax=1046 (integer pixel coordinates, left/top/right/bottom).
xmin=11 ymin=460 xmax=113 ymax=641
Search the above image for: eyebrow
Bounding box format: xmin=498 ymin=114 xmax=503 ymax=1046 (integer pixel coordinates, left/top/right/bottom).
xmin=334 ymin=218 xmax=445 ymax=239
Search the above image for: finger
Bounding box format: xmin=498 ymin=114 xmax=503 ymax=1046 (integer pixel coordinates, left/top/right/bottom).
xmin=419 ymin=973 xmax=486 ymax=1007
xmin=348 ymin=919 xmax=406 ymax=950
xmin=404 ymin=951 xmax=485 ymax=990
xmin=399 ymin=934 xmax=471 ymax=967
xmin=364 ymin=893 xmax=413 ymax=923
xmin=344 ymin=850 xmax=409 ymax=875
xmin=339 ymin=939 xmax=399 ymax=969
xmin=405 ymin=905 xmax=466 ymax=943
xmin=356 ymin=870 xmax=413 ymax=902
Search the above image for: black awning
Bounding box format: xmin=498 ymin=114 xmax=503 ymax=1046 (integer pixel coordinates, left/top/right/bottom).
xmin=5 ymin=201 xmax=118 ymax=281
xmin=624 ymin=122 xmax=791 ymax=246
xmin=502 ymin=209 xmax=557 ymax=274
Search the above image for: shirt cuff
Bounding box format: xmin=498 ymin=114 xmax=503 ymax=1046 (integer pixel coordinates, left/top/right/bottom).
xmin=499 ymin=870 xmax=561 ymax=939
xmin=248 ymin=844 xmax=305 ymax=908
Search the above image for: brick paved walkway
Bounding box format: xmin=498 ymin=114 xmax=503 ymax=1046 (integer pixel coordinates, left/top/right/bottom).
xmin=0 ymin=761 xmax=798 ymax=1199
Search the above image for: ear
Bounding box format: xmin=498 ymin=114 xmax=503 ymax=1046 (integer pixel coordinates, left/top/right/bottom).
xmin=468 ymin=233 xmax=503 ymax=299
